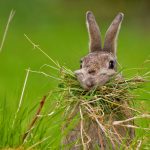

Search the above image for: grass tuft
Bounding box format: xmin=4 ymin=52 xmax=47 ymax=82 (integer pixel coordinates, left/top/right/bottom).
xmin=1 ymin=36 xmax=149 ymax=150
xmin=58 ymin=67 xmax=149 ymax=149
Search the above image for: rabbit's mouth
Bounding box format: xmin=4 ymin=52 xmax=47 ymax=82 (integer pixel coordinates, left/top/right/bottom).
xmin=85 ymin=76 xmax=110 ymax=90
xmin=75 ymin=74 xmax=111 ymax=91
xmin=75 ymin=69 xmax=116 ymax=90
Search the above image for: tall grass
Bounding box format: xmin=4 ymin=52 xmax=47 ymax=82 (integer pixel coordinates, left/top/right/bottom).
xmin=0 ymin=36 xmax=149 ymax=149
xmin=0 ymin=10 xmax=15 ymax=53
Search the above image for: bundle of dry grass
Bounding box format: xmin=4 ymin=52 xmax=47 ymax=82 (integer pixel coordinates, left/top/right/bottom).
xmin=58 ymin=68 xmax=146 ymax=149
xmin=24 ymin=35 xmax=149 ymax=149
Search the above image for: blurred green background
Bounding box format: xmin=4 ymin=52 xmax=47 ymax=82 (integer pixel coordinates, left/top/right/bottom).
xmin=0 ymin=0 xmax=150 ymax=111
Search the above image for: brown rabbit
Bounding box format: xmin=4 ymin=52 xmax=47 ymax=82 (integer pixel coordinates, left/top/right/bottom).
xmin=64 ymin=11 xmax=134 ymax=150
xmin=75 ymin=11 xmax=123 ymax=90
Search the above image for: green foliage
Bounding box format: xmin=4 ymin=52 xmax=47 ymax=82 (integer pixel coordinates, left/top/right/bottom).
xmin=0 ymin=1 xmax=150 ymax=149
xmin=0 ymin=58 xmax=149 ymax=149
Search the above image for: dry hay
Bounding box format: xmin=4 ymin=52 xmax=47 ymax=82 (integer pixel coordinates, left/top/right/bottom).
xmin=58 ymin=68 xmax=146 ymax=149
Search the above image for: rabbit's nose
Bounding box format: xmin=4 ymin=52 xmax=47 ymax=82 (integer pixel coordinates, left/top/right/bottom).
xmin=74 ymin=70 xmax=83 ymax=77
xmin=86 ymin=80 xmax=94 ymax=88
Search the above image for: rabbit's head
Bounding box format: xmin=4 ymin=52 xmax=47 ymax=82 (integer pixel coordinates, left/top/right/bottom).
xmin=75 ymin=11 xmax=124 ymax=90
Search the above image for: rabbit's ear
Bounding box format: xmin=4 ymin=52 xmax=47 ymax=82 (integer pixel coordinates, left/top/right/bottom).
xmin=86 ymin=11 xmax=102 ymax=53
xmin=103 ymin=13 xmax=124 ymax=56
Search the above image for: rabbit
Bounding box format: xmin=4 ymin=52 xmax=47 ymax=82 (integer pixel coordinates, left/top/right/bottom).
xmin=64 ymin=11 xmax=135 ymax=150
xmin=75 ymin=11 xmax=123 ymax=90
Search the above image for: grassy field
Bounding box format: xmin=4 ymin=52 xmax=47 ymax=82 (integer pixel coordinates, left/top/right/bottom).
xmin=0 ymin=1 xmax=150 ymax=149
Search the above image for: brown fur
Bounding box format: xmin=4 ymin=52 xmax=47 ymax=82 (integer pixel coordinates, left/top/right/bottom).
xmin=75 ymin=11 xmax=123 ymax=90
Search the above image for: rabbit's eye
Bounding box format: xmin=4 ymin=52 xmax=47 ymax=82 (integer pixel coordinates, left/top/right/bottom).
xmin=80 ymin=64 xmax=82 ymax=69
xmin=109 ymin=60 xmax=115 ymax=69
xmin=88 ymin=70 xmax=96 ymax=75
xmin=80 ymin=60 xmax=83 ymax=68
